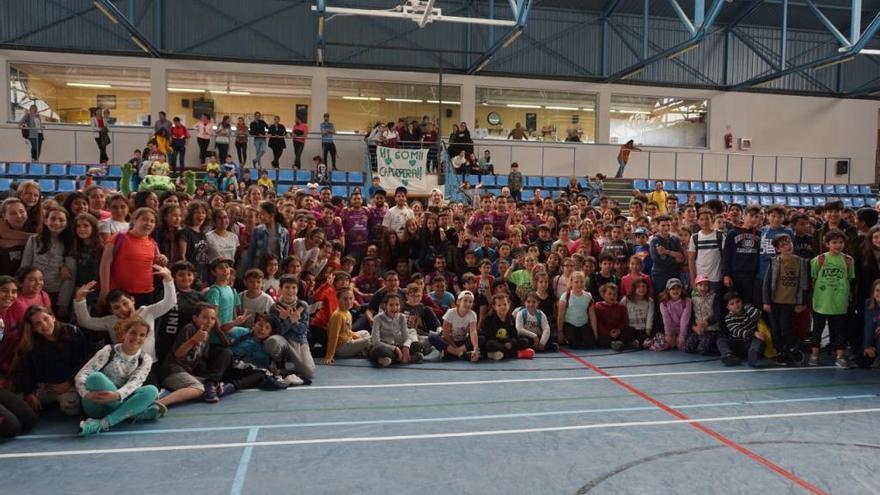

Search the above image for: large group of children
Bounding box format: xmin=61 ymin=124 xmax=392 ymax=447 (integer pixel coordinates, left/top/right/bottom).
xmin=0 ymin=167 xmax=878 ymax=440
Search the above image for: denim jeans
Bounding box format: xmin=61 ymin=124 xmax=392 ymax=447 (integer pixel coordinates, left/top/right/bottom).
xmin=615 ymin=158 xmax=627 ymax=178
xmin=29 ymin=135 xmax=43 ymax=161
xmin=253 ymin=138 xmax=267 ymax=167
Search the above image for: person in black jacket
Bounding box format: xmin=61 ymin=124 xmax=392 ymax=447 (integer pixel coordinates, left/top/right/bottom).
xmin=267 ymin=116 xmax=287 ymax=169
xmin=249 ymin=112 xmax=269 ymax=168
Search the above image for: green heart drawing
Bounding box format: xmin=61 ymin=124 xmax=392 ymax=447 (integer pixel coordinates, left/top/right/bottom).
xmin=408 ymin=159 xmax=417 ymax=167
xmin=384 ymin=157 xmax=393 ymax=165
xmin=402 ymin=179 xmax=409 ymax=186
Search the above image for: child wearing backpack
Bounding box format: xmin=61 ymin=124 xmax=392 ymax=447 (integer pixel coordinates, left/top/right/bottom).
xmin=557 ymin=271 xmax=598 ymax=349
xmin=75 ymin=318 xmax=164 ymax=436
xmin=687 ymin=209 xmax=724 ymax=294
xmin=515 ymin=292 xmax=557 ymax=352
xmin=809 ymin=229 xmax=856 ymax=368
xmin=761 ymin=234 xmax=809 ymax=365
xmin=685 ymin=275 xmax=721 ymax=355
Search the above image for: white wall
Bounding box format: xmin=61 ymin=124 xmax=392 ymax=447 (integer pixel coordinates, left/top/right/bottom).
xmin=0 ymin=49 xmax=877 ymax=184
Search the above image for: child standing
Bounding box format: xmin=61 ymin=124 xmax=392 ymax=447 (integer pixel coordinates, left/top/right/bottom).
xmin=809 ymin=230 xmax=856 ymax=368
xmin=594 ymin=283 xmax=634 ymax=350
xmin=718 ymin=292 xmax=765 ymax=367
xmin=722 ymin=206 xmax=761 ymax=305
xmin=658 ymin=278 xmax=692 ymax=351
xmin=687 ymin=209 xmax=724 ymax=294
xmin=649 ymin=215 xmax=684 ymax=298
xmin=686 ymin=275 xmax=721 ymax=355
xmin=620 ymin=255 xmax=653 ymax=300
xmin=479 ymin=294 xmax=534 ymax=360
xmin=370 ymin=293 xmax=423 ymax=367
xmin=508 ymin=162 xmax=523 ymax=203
xmin=862 ymin=279 xmax=880 ymax=366
xmin=761 ymin=234 xmax=809 ymax=365
xmin=556 ymin=271 xmax=598 ymax=349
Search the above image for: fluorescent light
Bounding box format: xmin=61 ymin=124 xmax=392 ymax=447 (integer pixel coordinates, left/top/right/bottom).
xmin=385 ymin=98 xmax=424 ymax=103
xmin=612 ymin=110 xmax=651 ymax=115
xmin=506 ymin=104 xmax=541 ymax=109
xmin=130 ymin=35 xmax=151 ymax=54
xmin=812 ymin=56 xmax=854 ymax=71
xmin=502 ymin=29 xmax=523 ymax=48
xmin=475 ymin=59 xmax=491 ymax=72
xmin=753 ymin=76 xmax=783 ymax=88
xmin=426 ymin=100 xmax=461 ymax=105
xmin=226 ymin=91 xmax=251 ymax=95
xmin=544 ymin=106 xmax=579 ymax=111
xmin=168 ymin=87 xmax=204 ymax=93
xmin=667 ymin=44 xmax=699 ymax=60
xmin=581 ymin=108 xmax=595 ymax=112
xmin=860 ymin=49 xmax=880 ymax=55
xmin=620 ymin=67 xmax=645 ymax=80
xmin=93 ymin=1 xmax=118 ymax=24
xmin=66 ymin=82 xmax=112 ymax=89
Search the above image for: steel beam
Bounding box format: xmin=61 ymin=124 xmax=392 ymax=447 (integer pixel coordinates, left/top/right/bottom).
xmin=730 ymin=28 xmax=833 ymax=91
xmin=603 ymin=0 xmax=625 ymax=19
xmin=95 ymin=0 xmax=160 ymax=56
xmin=3 ymin=5 xmax=97 ymax=43
xmin=612 ymin=19 xmax=718 ymax=85
xmin=852 ymin=0 xmax=863 ymax=44
xmin=643 ymin=0 xmax=650 ymax=59
xmin=695 ymin=0 xmax=705 ymax=27
xmin=726 ymin=0 xmax=766 ymax=29
xmin=666 ymin=0 xmax=696 ymax=35
xmin=466 ymin=0 xmax=531 ymax=73
xmin=519 ymin=32 xmax=595 ymax=76
xmin=781 ymin=0 xmax=788 ymax=69
xmin=804 ymin=0 xmax=851 ymax=47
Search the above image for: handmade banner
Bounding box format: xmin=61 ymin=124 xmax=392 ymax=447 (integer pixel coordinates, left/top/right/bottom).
xmin=376 ymin=146 xmax=427 ymax=192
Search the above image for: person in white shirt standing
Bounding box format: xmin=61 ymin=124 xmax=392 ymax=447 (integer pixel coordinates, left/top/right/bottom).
xmin=382 ymin=186 xmax=415 ymax=237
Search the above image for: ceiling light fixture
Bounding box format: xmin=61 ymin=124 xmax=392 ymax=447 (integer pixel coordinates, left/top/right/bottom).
xmin=93 ymin=1 xmax=118 ymax=24
xmin=168 ymin=87 xmax=204 ymax=93
xmin=506 ymin=103 xmax=541 ymax=109
xmin=544 ymin=106 xmax=579 ymax=111
xmin=426 ymin=100 xmax=461 ymax=105
xmin=66 ymin=82 xmax=112 ymax=89
xmin=385 ymin=98 xmax=424 ymax=103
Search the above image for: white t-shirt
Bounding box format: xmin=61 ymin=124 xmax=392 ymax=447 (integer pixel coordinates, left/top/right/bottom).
xmin=239 ymin=290 xmax=275 ymax=326
xmin=206 ymin=230 xmax=240 ymax=263
xmin=382 ymin=206 xmax=414 ymax=236
xmin=561 ymin=290 xmax=592 ymax=327
xmin=442 ymin=308 xmax=477 ymax=342
xmin=99 ymin=219 xmax=129 ymax=236
xmin=687 ymin=230 xmax=724 ymax=282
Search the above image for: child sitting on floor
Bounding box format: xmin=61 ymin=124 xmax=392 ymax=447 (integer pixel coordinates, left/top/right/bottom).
xmin=515 ymin=292 xmax=557 ymax=352
xmin=718 ymin=291 xmax=765 ymax=367
xmin=370 ymin=293 xmax=423 ymax=367
xmin=621 ymin=278 xmax=653 ymax=349
xmin=479 ymin=294 xmax=534 ymax=361
xmin=685 ymin=275 xmax=722 ymax=356
xmin=656 ymin=278 xmax=691 ymax=351
xmin=594 ymin=282 xmax=634 ymax=351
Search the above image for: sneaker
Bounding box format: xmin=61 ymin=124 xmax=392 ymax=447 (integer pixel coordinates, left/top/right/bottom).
xmin=516 ymin=348 xmax=535 ymax=360
xmin=460 ymin=350 xmax=476 ymax=361
xmin=775 ymin=354 xmax=790 ymax=366
xmin=807 ymin=354 xmax=820 ymax=366
xmin=219 ymin=383 xmax=236 ymax=397
xmin=203 ymin=381 xmax=219 ymax=403
xmin=284 ymin=374 xmax=304 ymax=386
xmin=131 ymin=402 xmax=167 ymax=422
xmin=487 ymin=351 xmax=504 ymax=361
xmin=377 ymin=356 xmax=393 ymax=367
xmin=835 ymin=356 xmax=854 ymax=369
xmin=79 ymin=418 xmax=108 ymax=436
xmin=158 ymin=388 xmax=172 ymax=400
xmin=409 ymin=352 xmax=423 ymax=364
xmin=610 ymin=340 xmax=624 ymax=352
xmin=721 ymin=353 xmax=741 ymax=366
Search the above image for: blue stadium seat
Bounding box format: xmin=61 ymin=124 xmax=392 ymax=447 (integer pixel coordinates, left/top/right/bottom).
xmin=38 ymin=179 xmax=55 ymax=193
xmin=719 ymin=194 xmax=732 ymax=203
xmin=801 ymin=196 xmax=814 ymax=207
xmin=760 ymin=196 xmax=773 ymax=206
xmin=466 ymin=175 xmax=480 ymax=184
xmin=558 ymin=177 xmax=570 ymax=188
xmin=758 ymin=183 xmax=771 ymax=194
xmin=331 ymin=186 xmax=347 ymax=197
xmin=633 ymin=179 xmax=647 ymax=190
xmin=543 ymin=177 xmax=558 ymax=188
xmin=774 ymin=196 xmax=787 ymax=205
xmin=348 ymin=171 xmax=364 ymax=184
xmin=787 ymin=196 xmax=801 ymax=207
xmin=521 ymin=190 xmax=534 ymax=201
xmin=276 ymin=183 xmax=291 ymax=194
xmin=482 ymin=176 xmax=496 ymax=187
xmin=0 ymin=163 xmax=5 ymax=175
xmin=810 ymin=184 xmax=823 ymax=194
xmin=28 ymin=163 xmax=47 ymax=176
xmin=814 ymin=196 xmax=827 ymax=206
xmin=488 ymin=188 xmax=501 ymax=197
xmin=719 ymin=182 xmax=731 ymax=193
xmin=526 ymin=176 xmax=542 ymax=187
xmin=57 ymin=180 xmax=76 ymax=193
xmin=551 ymin=190 xmax=563 ymax=199
xmin=578 ymin=178 xmax=589 ymax=189
xmin=0 ymin=178 xmax=11 ymax=191
xmin=732 ymin=194 xmax=745 ymax=205
xmin=331 ymin=171 xmax=347 ymax=184
xmin=295 ymin=170 xmax=311 ymax=183
xmin=107 ymin=166 xmax=122 ymax=178
xmin=847 ymin=185 xmax=861 ymax=195
xmin=495 ymin=175 xmax=508 ymax=187
xmin=842 ymin=197 xmax=854 ymax=208
xmin=852 ymin=196 xmax=866 ymax=207
xmin=69 ymin=164 xmax=87 ymax=177
xmin=48 ymin=164 xmax=66 ymax=176
xmin=771 ymin=183 xmax=784 ymax=194
xmin=835 ymin=184 xmax=848 ymax=194
xmin=823 ymin=184 xmax=836 ymax=194
xmin=860 ymin=185 xmax=872 ymax=195
xmin=731 ymin=183 xmax=744 ymax=193
xmin=746 ymin=195 xmax=760 ymax=205
xmin=662 ymin=180 xmax=675 ymax=191
xmin=745 ymin=183 xmax=758 ymax=193
xmin=691 ymin=181 xmax=705 ymax=192
xmin=98 ymin=180 xmax=118 ymax=190
xmin=263 ymin=170 xmax=278 ymax=181
xmin=797 ymin=184 xmax=810 ymax=194
xmin=673 ymin=181 xmax=688 ymax=192
xmin=7 ymin=163 xmax=26 ymax=176
xmin=278 ymin=170 xmax=295 ymax=182
xmin=703 ymin=182 xmax=718 ymax=192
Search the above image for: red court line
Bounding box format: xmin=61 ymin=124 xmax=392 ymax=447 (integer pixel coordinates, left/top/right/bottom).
xmin=561 ymin=350 xmax=829 ymax=495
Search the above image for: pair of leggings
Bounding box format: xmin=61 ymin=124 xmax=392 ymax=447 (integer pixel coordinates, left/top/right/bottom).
xmin=0 ymin=389 xmax=37 ymax=437
xmin=480 ymin=336 xmax=529 ymax=358
xmin=768 ymin=304 xmax=795 ymax=352
xmin=811 ymin=312 xmax=847 ymax=350
xmin=197 ymin=137 xmax=210 ymax=164
xmin=563 ymin=322 xmax=596 ymax=349
xmin=223 ymin=367 xmax=265 ymax=391
xmin=82 ymin=372 xmax=157 ymax=428
xmin=322 ymin=142 xmax=337 ymax=169
xmin=293 ymin=141 xmax=305 ymax=169
xmin=597 ymin=327 xmax=637 ymax=348
xmin=169 ymin=142 xmax=186 ymax=175
xmin=236 ymin=142 xmax=247 ymax=164
xmin=216 ymin=143 xmax=229 ymax=163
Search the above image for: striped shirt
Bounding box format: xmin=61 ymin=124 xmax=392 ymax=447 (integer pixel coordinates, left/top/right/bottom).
xmin=724 ymin=304 xmax=761 ymax=339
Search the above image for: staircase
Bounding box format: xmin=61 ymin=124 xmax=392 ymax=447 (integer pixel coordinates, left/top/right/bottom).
xmin=602 ymin=178 xmax=635 ymax=213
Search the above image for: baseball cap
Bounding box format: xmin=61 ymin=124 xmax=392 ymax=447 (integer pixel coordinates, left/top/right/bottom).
xmin=633 ymin=227 xmax=649 ymax=236
xmin=457 ymin=290 xmax=475 ymax=301
xmin=694 ymin=275 xmax=710 ymax=285
xmin=210 ymin=257 xmax=232 ymax=271
xmin=666 ymin=278 xmax=683 ymax=290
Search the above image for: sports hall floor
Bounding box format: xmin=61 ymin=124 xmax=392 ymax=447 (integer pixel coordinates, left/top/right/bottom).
xmin=3 ymin=350 xmax=880 ymax=495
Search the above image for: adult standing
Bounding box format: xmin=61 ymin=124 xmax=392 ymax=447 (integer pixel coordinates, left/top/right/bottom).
xmin=456 ymin=122 xmax=474 ymax=157
xmin=507 ymin=123 xmax=528 ymax=140
xmin=234 ymin=116 xmax=249 ymax=165
xmin=268 ymin=116 xmax=287 ymax=169
xmin=169 ymin=117 xmax=190 ymax=177
xmin=195 ymin=113 xmax=214 ymax=166
xmin=615 ymin=140 xmax=642 ymax=178
xmin=320 ymin=113 xmax=338 ymax=171
xmin=154 ymin=111 xmax=172 ymax=136
xmin=91 ymin=108 xmax=111 ymax=165
xmin=292 ymin=117 xmax=309 ymax=170
xmin=18 ymin=104 xmax=44 ymax=162
xmin=215 ymin=116 xmax=232 ymax=164
xmin=249 ymin=112 xmax=269 ymax=168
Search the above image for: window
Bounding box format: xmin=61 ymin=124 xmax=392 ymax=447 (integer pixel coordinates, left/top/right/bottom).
xmin=9 ymin=62 xmax=150 ymax=125
xmin=328 ymin=79 xmax=461 ymax=134
xmin=610 ymin=95 xmax=708 ymax=148
xmin=475 ymin=87 xmax=597 ymax=142
xmin=166 ymin=71 xmax=311 ymax=127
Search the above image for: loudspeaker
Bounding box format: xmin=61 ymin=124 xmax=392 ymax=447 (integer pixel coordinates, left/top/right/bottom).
xmin=836 ymin=160 xmax=849 ymax=175
xmin=446 ymin=109 xmax=453 ymax=118
xmin=181 ymin=99 xmax=190 ymax=108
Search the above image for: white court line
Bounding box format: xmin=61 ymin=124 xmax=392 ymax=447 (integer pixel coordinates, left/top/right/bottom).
xmin=4 ymin=406 xmax=880 ymax=459
xmin=271 ymin=366 xmax=838 ymax=391
xmin=19 ymin=393 xmax=879 ymax=440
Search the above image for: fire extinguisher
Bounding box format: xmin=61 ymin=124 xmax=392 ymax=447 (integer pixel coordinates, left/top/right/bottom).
xmin=724 ymin=131 xmax=734 ymax=150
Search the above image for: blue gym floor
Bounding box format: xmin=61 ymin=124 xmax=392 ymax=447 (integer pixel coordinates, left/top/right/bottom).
xmin=3 ymin=350 xmax=880 ymax=495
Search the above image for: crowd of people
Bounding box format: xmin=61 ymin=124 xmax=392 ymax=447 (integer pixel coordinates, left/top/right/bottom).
xmin=1 ymin=122 xmax=879 ymax=443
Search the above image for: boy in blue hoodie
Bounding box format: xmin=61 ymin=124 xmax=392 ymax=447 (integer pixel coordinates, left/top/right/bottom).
xmin=265 ymin=274 xmax=315 ymax=385
xmin=722 ymin=205 xmax=761 ymax=305
xmin=756 ymin=204 xmax=793 ymax=308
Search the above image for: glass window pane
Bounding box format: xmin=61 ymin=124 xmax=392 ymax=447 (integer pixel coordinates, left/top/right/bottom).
xmin=328 ymin=79 xmax=461 ymax=134
xmin=475 ymin=87 xmax=596 ymax=143
xmin=166 ymin=71 xmax=311 ymax=127
xmin=9 ymin=62 xmax=150 ymax=125
xmin=610 ymin=95 xmax=708 ymax=148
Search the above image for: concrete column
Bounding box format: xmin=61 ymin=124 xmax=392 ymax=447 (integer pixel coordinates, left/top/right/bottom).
xmin=149 ymin=62 xmax=167 ymax=125
xmin=460 ymin=77 xmax=476 ymax=133
xmin=310 ymin=68 xmax=328 ymax=126
xmin=596 ymin=89 xmax=611 ymax=144
xmin=0 ymin=54 xmax=10 ymax=123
